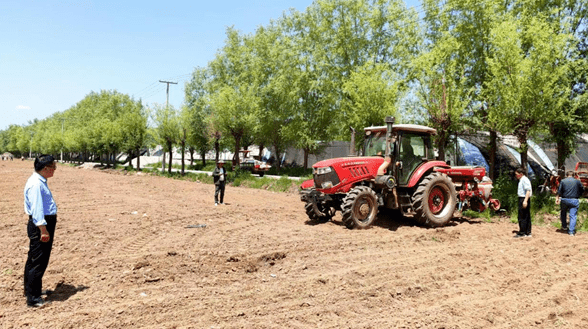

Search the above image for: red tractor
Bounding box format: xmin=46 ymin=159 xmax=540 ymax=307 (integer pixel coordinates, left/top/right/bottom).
xmin=300 ymin=117 xmax=500 ymax=229
xmin=538 ymin=162 xmax=588 ymax=197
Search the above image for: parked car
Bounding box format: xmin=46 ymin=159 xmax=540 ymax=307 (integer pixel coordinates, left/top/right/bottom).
xmin=241 ymin=159 xmax=271 ymax=177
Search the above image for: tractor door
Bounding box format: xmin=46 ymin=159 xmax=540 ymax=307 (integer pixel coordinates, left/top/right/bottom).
xmin=398 ymin=133 xmax=430 ymax=186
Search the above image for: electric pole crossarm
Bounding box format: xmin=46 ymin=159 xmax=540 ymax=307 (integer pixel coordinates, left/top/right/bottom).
xmin=159 ymin=80 xmax=178 ymax=108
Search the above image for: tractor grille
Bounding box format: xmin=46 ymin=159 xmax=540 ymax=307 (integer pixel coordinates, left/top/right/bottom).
xmin=346 ymin=165 xmax=370 ymax=178
xmin=314 ymin=171 xmax=340 ymax=188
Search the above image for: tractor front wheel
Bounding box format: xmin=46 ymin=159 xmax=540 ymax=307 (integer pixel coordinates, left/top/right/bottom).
xmin=304 ymin=201 xmax=334 ymax=223
xmin=412 ymin=173 xmax=457 ymax=227
xmin=341 ymin=186 xmax=379 ymax=229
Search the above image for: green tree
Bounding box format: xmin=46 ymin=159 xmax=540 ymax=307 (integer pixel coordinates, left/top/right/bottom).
xmin=184 ymin=67 xmax=213 ymax=166
xmin=120 ymin=101 xmax=148 ymax=170
xmin=485 ymin=15 xmax=571 ymax=171
xmin=153 ymin=104 xmax=180 ymax=173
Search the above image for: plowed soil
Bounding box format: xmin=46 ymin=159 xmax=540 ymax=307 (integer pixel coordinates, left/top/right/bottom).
xmin=1 ymin=160 xmax=588 ymax=328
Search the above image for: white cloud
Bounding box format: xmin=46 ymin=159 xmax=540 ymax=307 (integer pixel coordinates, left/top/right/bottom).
xmin=16 ymin=105 xmax=31 ymax=110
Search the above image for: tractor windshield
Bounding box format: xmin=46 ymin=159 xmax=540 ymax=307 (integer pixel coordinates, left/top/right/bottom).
xmin=364 ymin=131 xmax=388 ymax=156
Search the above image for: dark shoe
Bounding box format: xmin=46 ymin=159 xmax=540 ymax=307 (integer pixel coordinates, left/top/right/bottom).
xmin=562 ymin=227 xmax=568 ymax=231
xmin=513 ymin=234 xmax=526 ymax=238
xmin=27 ymin=296 xmax=50 ymax=308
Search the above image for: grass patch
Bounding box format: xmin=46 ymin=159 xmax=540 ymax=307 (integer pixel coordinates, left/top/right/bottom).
xmin=137 ymin=164 xmax=300 ymax=192
xmin=462 ymin=209 xmax=493 ymax=222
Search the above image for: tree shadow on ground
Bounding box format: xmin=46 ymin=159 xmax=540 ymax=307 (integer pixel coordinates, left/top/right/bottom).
xmin=46 ymin=281 xmax=89 ymax=302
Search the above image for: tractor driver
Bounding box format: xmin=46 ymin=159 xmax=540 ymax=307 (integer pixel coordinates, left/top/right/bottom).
xmin=401 ymin=137 xmax=417 ymax=162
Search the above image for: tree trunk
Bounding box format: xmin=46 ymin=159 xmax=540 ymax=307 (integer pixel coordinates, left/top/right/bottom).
xmin=518 ymin=137 xmax=529 ymax=173
xmin=258 ymin=143 xmax=265 ymax=161
xmin=200 ymin=150 xmax=206 ymax=166
xmin=273 ymin=144 xmax=282 ymax=171
xmin=233 ymin=134 xmax=242 ymax=169
xmin=180 ymin=141 xmax=186 ymax=176
xmin=167 ymin=141 xmax=173 ymax=174
xmin=136 ymin=147 xmax=141 ymax=171
xmin=303 ymin=147 xmax=309 ymax=169
xmin=189 ymin=147 xmax=194 ymax=166
xmin=488 ymin=130 xmax=497 ymax=180
xmin=437 ymin=133 xmax=447 ymax=161
xmin=556 ymin=140 xmax=567 ymax=173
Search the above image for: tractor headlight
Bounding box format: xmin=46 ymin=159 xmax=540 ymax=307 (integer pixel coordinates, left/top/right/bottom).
xmin=313 ymin=166 xmax=340 ymax=190
xmin=321 ymin=181 xmax=333 ymax=189
xmin=315 ymin=166 xmax=332 ymax=175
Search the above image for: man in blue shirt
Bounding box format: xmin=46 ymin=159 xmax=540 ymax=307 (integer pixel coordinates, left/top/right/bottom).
xmin=514 ymin=167 xmax=533 ymax=238
xmin=556 ymin=171 xmax=584 ymax=236
xmin=23 ymin=155 xmax=58 ymax=307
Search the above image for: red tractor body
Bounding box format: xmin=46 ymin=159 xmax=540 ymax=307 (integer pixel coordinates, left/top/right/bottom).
xmin=300 ymin=116 xmax=500 ymax=229
xmin=539 ymin=162 xmax=588 ymax=198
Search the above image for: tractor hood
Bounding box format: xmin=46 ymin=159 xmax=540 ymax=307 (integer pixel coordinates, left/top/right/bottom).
xmin=313 ymin=156 xmax=385 ymax=170
xmin=311 ymin=156 xmax=386 ymax=194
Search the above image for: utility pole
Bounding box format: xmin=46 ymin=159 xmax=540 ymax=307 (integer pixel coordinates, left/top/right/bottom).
xmin=61 ymin=119 xmax=64 ymax=163
xmin=159 ymin=80 xmax=177 ymax=173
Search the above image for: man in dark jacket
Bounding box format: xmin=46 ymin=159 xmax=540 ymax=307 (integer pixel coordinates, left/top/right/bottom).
xmin=556 ymin=171 xmax=584 ymax=236
xmin=212 ymin=160 xmax=227 ymax=206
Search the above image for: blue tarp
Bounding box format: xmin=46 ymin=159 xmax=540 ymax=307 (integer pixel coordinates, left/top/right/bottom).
xmin=457 ymin=138 xmax=490 ymax=173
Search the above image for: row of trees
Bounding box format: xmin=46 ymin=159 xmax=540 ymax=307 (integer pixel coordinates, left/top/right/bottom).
xmin=1 ymin=0 xmax=587 ymax=178
xmin=0 ymin=91 xmax=148 ymax=168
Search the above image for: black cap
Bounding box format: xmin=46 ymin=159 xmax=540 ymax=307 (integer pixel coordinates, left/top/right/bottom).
xmin=34 ymin=154 xmax=55 ymax=172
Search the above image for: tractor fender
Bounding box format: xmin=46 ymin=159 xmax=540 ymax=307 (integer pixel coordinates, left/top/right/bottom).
xmin=407 ymin=161 xmax=450 ymax=188
xmin=300 ymin=179 xmax=315 ymax=190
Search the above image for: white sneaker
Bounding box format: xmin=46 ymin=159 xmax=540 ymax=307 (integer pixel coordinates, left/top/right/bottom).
xmin=215 ymin=203 xmax=218 ymax=206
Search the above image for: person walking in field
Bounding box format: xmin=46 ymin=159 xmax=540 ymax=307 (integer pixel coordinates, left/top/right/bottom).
xmin=514 ymin=167 xmax=533 ymax=238
xmin=23 ymin=155 xmax=58 ymax=307
xmin=213 ymin=160 xmax=227 ymax=206
xmin=556 ymin=171 xmax=584 ymax=236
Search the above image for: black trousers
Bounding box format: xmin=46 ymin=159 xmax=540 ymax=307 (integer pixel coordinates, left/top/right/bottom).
xmin=518 ymin=197 xmax=532 ymax=235
xmin=214 ymin=181 xmax=225 ymax=204
xmin=24 ymin=215 xmax=56 ymax=299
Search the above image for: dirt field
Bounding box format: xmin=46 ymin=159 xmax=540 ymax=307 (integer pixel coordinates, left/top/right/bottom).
xmin=2 ymin=160 xmax=588 ymax=328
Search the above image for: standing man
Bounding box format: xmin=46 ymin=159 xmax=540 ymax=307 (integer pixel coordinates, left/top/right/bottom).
xmin=24 ymin=155 xmax=58 ymax=307
xmin=556 ymin=171 xmax=584 ymax=236
xmin=514 ymin=167 xmax=533 ymax=238
xmin=212 ymin=160 xmax=226 ymax=206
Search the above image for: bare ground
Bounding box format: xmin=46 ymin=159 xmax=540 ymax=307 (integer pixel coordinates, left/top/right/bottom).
xmin=1 ymin=160 xmax=588 ymax=329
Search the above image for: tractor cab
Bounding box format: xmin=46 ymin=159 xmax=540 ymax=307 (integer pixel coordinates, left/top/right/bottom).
xmin=363 ymin=121 xmax=437 ymax=187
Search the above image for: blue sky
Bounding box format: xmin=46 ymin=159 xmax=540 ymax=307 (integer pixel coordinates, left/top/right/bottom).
xmin=1 ymin=0 xmax=420 ymax=130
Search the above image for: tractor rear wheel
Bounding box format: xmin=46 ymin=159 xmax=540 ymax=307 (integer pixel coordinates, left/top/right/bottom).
xmin=341 ymin=186 xmax=378 ymax=229
xmin=304 ymin=201 xmax=334 ymax=223
xmin=412 ymin=172 xmax=457 ymax=227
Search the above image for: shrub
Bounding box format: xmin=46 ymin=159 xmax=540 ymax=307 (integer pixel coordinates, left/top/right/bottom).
xmin=492 ymin=173 xmax=519 ymax=214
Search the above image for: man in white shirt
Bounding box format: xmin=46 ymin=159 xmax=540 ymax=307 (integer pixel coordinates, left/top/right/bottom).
xmin=514 ymin=167 xmax=532 ymax=238
xmin=24 ymin=155 xmax=58 ymax=307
